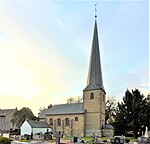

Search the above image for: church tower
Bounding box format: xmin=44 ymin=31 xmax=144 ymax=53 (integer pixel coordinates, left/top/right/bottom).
xmin=83 ymin=16 xmax=106 ymax=136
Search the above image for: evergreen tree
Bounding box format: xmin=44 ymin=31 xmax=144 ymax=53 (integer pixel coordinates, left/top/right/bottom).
xmin=131 ymin=89 xmax=146 ymax=138
xmin=113 ymin=102 xmax=128 ymax=135
xmin=145 ymin=95 xmax=150 ymax=131
xmin=113 ymin=89 xmax=146 ymax=138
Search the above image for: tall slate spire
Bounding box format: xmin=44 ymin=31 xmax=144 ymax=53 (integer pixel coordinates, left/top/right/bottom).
xmin=84 ymin=18 xmax=105 ymax=93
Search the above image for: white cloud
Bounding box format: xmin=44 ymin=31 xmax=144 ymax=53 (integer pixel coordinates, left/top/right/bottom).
xmin=106 ymin=64 xmax=149 ymax=98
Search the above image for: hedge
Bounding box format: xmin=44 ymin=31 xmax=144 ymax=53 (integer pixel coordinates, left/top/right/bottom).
xmin=0 ymin=136 xmax=12 ymax=144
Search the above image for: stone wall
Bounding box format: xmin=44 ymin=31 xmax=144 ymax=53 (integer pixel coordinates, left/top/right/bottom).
xmin=46 ymin=114 xmax=84 ymax=137
xmin=83 ymin=89 xmax=105 ymax=136
xmin=102 ymin=129 xmax=114 ymax=138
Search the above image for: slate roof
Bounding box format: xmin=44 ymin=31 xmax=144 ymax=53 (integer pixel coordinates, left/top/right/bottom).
xmin=27 ymin=120 xmax=50 ymax=128
xmin=0 ymin=109 xmax=16 ymax=117
xmin=39 ymin=103 xmax=84 ymax=119
xmin=84 ymin=19 xmax=105 ymax=93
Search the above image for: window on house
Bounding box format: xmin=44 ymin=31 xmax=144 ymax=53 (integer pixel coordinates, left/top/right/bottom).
xmin=75 ymin=117 xmax=78 ymax=121
xmin=65 ymin=118 xmax=69 ymax=126
xmin=90 ymin=92 xmax=94 ymax=100
xmin=49 ymin=118 xmax=53 ymax=126
xmin=57 ymin=118 xmax=61 ymax=126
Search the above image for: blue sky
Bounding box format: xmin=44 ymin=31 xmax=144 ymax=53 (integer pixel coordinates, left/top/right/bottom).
xmin=0 ymin=0 xmax=149 ymax=115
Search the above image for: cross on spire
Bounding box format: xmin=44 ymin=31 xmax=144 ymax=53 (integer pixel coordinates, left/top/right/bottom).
xmin=84 ymin=11 xmax=105 ymax=93
xmin=95 ymin=3 xmax=97 ymax=18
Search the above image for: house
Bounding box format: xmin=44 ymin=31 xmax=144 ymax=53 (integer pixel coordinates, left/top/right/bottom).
xmin=20 ymin=120 xmax=51 ymax=136
xmin=39 ymin=15 xmax=106 ymax=137
xmin=0 ymin=108 xmax=17 ymax=131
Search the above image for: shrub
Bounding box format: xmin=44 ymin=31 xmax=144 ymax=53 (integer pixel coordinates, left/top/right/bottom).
xmin=125 ymin=138 xmax=130 ymax=143
xmin=103 ymin=140 xmax=107 ymax=143
xmin=0 ymin=136 xmax=12 ymax=144
xmin=21 ymin=139 xmax=28 ymax=142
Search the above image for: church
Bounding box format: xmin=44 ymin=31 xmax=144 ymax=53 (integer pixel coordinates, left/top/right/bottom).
xmin=39 ymin=16 xmax=106 ymax=137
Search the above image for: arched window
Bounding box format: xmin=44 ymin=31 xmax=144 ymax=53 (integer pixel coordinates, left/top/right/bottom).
xmin=90 ymin=92 xmax=94 ymax=100
xmin=57 ymin=118 xmax=61 ymax=126
xmin=75 ymin=117 xmax=78 ymax=121
xmin=65 ymin=118 xmax=69 ymax=126
xmin=49 ymin=118 xmax=53 ymax=126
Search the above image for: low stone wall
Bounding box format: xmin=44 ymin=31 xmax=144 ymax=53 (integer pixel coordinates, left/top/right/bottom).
xmin=102 ymin=129 xmax=114 ymax=138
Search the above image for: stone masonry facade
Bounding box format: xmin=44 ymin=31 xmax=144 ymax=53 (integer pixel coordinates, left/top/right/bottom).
xmin=83 ymin=89 xmax=105 ymax=136
xmin=46 ymin=114 xmax=84 ymax=137
xmin=39 ymin=18 xmax=106 ymax=137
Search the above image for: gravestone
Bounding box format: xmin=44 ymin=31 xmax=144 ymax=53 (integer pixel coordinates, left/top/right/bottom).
xmin=110 ymin=136 xmax=125 ymax=144
xmin=144 ymin=127 xmax=148 ymax=138
xmin=55 ymin=131 xmax=63 ymax=144
xmin=137 ymin=137 xmax=150 ymax=144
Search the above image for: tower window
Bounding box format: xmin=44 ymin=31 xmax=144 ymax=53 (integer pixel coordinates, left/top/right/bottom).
xmin=103 ymin=94 xmax=105 ymax=101
xmin=75 ymin=117 xmax=78 ymax=121
xmin=49 ymin=118 xmax=53 ymax=126
xmin=65 ymin=118 xmax=69 ymax=126
xmin=90 ymin=92 xmax=94 ymax=100
xmin=57 ymin=118 xmax=61 ymax=126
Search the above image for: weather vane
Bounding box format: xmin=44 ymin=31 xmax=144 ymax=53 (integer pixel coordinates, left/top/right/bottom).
xmin=94 ymin=3 xmax=97 ymax=18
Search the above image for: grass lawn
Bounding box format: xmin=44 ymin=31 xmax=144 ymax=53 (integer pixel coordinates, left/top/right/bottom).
xmin=63 ymin=136 xmax=137 ymax=143
xmin=101 ymin=137 xmax=109 ymax=141
xmin=63 ymin=136 xmax=108 ymax=141
xmin=126 ymin=137 xmax=137 ymax=142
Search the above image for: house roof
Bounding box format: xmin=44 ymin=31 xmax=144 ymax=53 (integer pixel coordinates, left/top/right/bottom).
xmin=39 ymin=103 xmax=84 ymax=119
xmin=27 ymin=120 xmax=50 ymax=128
xmin=0 ymin=109 xmax=16 ymax=117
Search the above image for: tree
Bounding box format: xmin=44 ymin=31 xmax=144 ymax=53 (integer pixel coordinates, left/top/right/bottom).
xmin=145 ymin=94 xmax=150 ymax=132
xmin=131 ymin=89 xmax=146 ymax=138
xmin=113 ymin=89 xmax=147 ymax=138
xmin=39 ymin=106 xmax=45 ymax=112
xmin=11 ymin=107 xmax=37 ymax=128
xmin=66 ymin=96 xmax=83 ymax=104
xmin=105 ymin=97 xmax=117 ymax=124
xmin=113 ymin=102 xmax=128 ymax=135
xmin=67 ymin=97 xmax=75 ymax=104
xmin=147 ymin=94 xmax=150 ymax=103
xmin=48 ymin=104 xmax=53 ymax=109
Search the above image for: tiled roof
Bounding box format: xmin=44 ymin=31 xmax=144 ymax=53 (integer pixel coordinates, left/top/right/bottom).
xmin=27 ymin=120 xmax=50 ymax=128
xmin=39 ymin=103 xmax=84 ymax=119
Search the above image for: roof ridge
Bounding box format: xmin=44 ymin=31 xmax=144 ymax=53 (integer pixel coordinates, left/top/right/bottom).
xmin=53 ymin=103 xmax=83 ymax=106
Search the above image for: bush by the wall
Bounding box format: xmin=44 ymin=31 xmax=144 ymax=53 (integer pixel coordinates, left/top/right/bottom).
xmin=0 ymin=136 xmax=12 ymax=144
xmin=125 ymin=138 xmax=130 ymax=143
xmin=103 ymin=140 xmax=107 ymax=143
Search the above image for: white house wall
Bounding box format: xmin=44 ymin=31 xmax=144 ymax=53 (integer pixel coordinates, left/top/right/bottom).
xmin=21 ymin=121 xmax=32 ymax=135
xmin=32 ymin=128 xmax=51 ymax=135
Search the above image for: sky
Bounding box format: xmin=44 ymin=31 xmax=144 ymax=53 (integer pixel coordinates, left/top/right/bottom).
xmin=0 ymin=0 xmax=149 ymax=115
